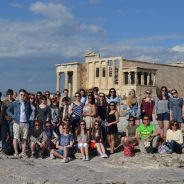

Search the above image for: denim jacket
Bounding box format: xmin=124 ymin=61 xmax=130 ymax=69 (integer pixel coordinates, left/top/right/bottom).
xmin=7 ymin=100 xmax=32 ymax=123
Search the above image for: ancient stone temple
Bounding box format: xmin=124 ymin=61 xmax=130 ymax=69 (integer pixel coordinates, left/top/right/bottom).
xmin=56 ymin=52 xmax=184 ymax=97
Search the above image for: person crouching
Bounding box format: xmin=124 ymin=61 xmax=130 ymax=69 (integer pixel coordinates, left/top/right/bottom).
xmin=30 ymin=120 xmax=48 ymax=158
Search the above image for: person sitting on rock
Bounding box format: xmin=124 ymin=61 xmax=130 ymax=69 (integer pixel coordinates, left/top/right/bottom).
xmin=121 ymin=116 xmax=138 ymax=147
xmin=30 ymin=120 xmax=48 ymax=158
xmin=90 ymin=120 xmax=108 ymax=158
xmin=136 ymin=114 xmax=160 ymax=153
xmin=165 ymin=120 xmax=183 ymax=154
xmin=50 ymin=124 xmax=73 ymax=163
xmin=76 ymin=120 xmax=90 ymax=161
xmin=44 ymin=121 xmax=58 ymax=150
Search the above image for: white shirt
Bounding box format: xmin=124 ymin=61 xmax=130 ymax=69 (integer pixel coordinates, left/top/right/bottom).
xmin=166 ymin=129 xmax=183 ymax=144
xmin=20 ymin=101 xmax=27 ymax=122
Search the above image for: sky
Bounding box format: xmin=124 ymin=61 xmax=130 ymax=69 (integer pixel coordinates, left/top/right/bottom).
xmin=0 ymin=0 xmax=184 ymax=93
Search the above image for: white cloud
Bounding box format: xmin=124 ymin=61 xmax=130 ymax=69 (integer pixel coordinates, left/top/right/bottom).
xmin=172 ymin=44 xmax=184 ymax=52
xmin=30 ymin=1 xmax=73 ymax=21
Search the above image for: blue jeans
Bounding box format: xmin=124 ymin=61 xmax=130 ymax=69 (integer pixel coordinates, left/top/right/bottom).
xmin=1 ymin=121 xmax=12 ymax=149
xmin=169 ymin=140 xmax=182 ymax=154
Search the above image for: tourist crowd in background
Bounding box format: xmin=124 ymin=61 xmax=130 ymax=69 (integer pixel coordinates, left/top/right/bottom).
xmin=0 ymin=86 xmax=183 ymax=162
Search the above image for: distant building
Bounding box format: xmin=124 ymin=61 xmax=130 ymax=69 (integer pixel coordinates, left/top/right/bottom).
xmin=56 ymin=52 xmax=184 ymax=97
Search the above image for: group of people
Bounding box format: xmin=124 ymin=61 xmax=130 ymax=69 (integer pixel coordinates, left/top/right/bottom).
xmin=0 ymin=86 xmax=183 ymax=163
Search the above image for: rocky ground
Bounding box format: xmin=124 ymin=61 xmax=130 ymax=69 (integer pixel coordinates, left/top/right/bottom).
xmin=0 ymin=151 xmax=184 ymax=184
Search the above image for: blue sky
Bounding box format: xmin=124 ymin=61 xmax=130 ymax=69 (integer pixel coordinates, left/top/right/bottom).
xmin=0 ymin=0 xmax=184 ymax=93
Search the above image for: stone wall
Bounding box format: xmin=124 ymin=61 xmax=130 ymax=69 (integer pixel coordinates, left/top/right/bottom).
xmin=123 ymin=59 xmax=184 ymax=97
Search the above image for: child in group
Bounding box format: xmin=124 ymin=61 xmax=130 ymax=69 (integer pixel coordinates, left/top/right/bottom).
xmin=90 ymin=120 xmax=108 ymax=158
xmin=76 ymin=120 xmax=90 ymax=161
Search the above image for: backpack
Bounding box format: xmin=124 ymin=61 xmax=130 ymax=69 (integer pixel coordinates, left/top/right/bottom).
xmin=123 ymin=144 xmax=135 ymax=157
xmin=158 ymin=144 xmax=172 ymax=154
xmin=4 ymin=136 xmax=14 ymax=155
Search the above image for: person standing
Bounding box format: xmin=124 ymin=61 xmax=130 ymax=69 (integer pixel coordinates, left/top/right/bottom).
xmin=106 ymin=102 xmax=119 ymax=154
xmin=0 ymin=89 xmax=15 ymax=152
xmin=7 ymin=89 xmax=32 ymax=157
xmin=170 ymin=89 xmax=184 ymax=123
xmin=155 ymin=86 xmax=170 ymax=139
xmin=140 ymin=90 xmax=155 ymax=121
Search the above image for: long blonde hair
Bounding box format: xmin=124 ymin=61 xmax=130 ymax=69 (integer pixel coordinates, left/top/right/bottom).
xmin=127 ymin=89 xmax=136 ymax=106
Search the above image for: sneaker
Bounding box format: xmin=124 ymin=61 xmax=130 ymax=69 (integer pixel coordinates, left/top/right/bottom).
xmin=103 ymin=154 xmax=108 ymax=158
xmin=19 ymin=152 xmax=27 ymax=158
xmin=60 ymin=158 xmax=67 ymax=163
xmin=85 ymin=156 xmax=90 ymax=161
xmin=13 ymin=153 xmax=19 ymax=158
xmin=31 ymin=153 xmax=37 ymax=159
xmin=50 ymin=153 xmax=55 ymax=160
xmin=82 ymin=156 xmax=85 ymax=161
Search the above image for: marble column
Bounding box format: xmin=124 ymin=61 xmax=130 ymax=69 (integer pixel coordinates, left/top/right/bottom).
xmin=153 ymin=72 xmax=156 ymax=86
xmin=141 ymin=72 xmax=144 ymax=85
xmin=56 ymin=72 xmax=61 ymax=92
xmin=73 ymin=70 xmax=78 ymax=96
xmin=135 ymin=71 xmax=138 ymax=85
xmin=68 ymin=72 xmax=72 ymax=97
xmin=105 ymin=60 xmax=108 ymax=89
xmin=128 ymin=72 xmax=131 ymax=84
xmin=64 ymin=71 xmax=69 ymax=89
xmin=147 ymin=72 xmax=150 ymax=86
xmin=112 ymin=61 xmax=115 ymax=87
xmin=89 ymin=62 xmax=95 ymax=88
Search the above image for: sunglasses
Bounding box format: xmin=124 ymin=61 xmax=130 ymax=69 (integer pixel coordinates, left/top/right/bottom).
xmin=80 ymin=124 xmax=85 ymax=126
xmin=146 ymin=92 xmax=151 ymax=95
xmin=75 ymin=95 xmax=80 ymax=97
xmin=172 ymin=123 xmax=178 ymax=126
xmin=162 ymin=89 xmax=166 ymax=92
xmin=172 ymin=91 xmax=177 ymax=95
xmin=35 ymin=124 xmax=40 ymax=127
xmin=20 ymin=93 xmax=25 ymax=96
xmin=143 ymin=118 xmax=149 ymax=121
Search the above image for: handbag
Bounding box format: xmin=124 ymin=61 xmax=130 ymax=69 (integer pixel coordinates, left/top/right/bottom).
xmin=123 ymin=143 xmax=135 ymax=157
xmin=69 ymin=113 xmax=80 ymax=124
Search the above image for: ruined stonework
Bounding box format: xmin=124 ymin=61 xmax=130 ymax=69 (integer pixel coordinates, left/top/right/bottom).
xmin=56 ymin=52 xmax=184 ymax=97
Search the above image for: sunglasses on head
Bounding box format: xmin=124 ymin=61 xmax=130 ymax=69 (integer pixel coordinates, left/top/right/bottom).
xmin=172 ymin=91 xmax=177 ymax=95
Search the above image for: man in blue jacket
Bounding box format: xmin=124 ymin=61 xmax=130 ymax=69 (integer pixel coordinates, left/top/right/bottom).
xmin=7 ymin=89 xmax=32 ymax=157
